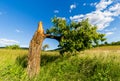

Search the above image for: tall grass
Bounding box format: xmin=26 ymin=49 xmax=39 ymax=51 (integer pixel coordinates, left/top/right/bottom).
xmin=0 ymin=49 xmax=28 ymax=81
xmin=0 ymin=46 xmax=120 ymax=81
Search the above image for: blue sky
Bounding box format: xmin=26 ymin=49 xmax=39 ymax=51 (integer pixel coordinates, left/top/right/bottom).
xmin=0 ymin=0 xmax=120 ymax=50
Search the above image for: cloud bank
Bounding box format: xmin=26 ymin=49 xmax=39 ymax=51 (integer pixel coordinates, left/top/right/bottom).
xmin=0 ymin=38 xmax=19 ymax=46
xmin=70 ymin=0 xmax=120 ymax=30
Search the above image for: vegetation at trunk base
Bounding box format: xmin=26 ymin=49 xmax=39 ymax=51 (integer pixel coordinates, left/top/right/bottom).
xmin=27 ymin=17 xmax=106 ymax=78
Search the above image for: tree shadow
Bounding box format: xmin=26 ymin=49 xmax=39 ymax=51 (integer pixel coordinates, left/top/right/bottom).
xmin=15 ymin=54 xmax=60 ymax=68
xmin=15 ymin=55 xmax=27 ymax=68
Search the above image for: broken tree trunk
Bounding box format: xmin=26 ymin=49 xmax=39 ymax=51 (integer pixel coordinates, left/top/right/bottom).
xmin=27 ymin=22 xmax=45 ymax=78
xmin=27 ymin=21 xmax=61 ymax=78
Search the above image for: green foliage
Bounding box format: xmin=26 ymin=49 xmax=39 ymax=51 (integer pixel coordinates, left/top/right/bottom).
xmin=0 ymin=64 xmax=28 ymax=81
xmin=42 ymin=44 xmax=49 ymax=51
xmin=47 ymin=17 xmax=106 ymax=54
xmin=104 ymin=41 xmax=108 ymax=45
xmin=5 ymin=44 xmax=20 ymax=49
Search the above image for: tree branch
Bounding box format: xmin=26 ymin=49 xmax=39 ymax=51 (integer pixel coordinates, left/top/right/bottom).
xmin=45 ymin=34 xmax=61 ymax=41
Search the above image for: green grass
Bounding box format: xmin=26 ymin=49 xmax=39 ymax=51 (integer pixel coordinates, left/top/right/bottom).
xmin=0 ymin=46 xmax=120 ymax=81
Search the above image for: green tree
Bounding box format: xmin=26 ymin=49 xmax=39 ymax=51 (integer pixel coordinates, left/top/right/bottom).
xmin=46 ymin=17 xmax=106 ymax=54
xmin=42 ymin=44 xmax=49 ymax=51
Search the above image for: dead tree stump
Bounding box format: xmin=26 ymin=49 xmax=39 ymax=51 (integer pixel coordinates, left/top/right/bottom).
xmin=27 ymin=22 xmax=45 ymax=78
xmin=27 ymin=21 xmax=61 ymax=78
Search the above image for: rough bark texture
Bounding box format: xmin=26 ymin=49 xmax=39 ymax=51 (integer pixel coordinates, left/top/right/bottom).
xmin=45 ymin=34 xmax=61 ymax=42
xmin=27 ymin=22 xmax=45 ymax=78
xmin=27 ymin=22 xmax=61 ymax=78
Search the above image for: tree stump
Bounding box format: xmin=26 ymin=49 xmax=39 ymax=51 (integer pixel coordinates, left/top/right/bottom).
xmin=27 ymin=22 xmax=45 ymax=78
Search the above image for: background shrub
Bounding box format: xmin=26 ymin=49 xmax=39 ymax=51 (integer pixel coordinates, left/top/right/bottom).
xmin=5 ymin=45 xmax=20 ymax=49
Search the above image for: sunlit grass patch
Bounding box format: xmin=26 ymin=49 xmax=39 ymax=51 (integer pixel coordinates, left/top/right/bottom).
xmin=0 ymin=46 xmax=120 ymax=81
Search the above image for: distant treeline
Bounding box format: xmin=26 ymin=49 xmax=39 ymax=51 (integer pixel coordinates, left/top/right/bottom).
xmin=0 ymin=45 xmax=28 ymax=50
xmin=100 ymin=41 xmax=120 ymax=46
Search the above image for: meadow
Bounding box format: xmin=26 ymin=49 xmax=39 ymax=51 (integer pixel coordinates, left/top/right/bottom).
xmin=0 ymin=46 xmax=120 ymax=81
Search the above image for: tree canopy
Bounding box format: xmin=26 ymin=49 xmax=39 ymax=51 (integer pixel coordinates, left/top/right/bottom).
xmin=46 ymin=17 xmax=106 ymax=54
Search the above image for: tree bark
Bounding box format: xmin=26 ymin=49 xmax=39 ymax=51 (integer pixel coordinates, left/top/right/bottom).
xmin=45 ymin=34 xmax=61 ymax=42
xmin=27 ymin=22 xmax=61 ymax=78
xmin=27 ymin=22 xmax=45 ymax=78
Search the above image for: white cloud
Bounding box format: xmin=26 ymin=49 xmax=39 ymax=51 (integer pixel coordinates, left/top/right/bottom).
xmin=54 ymin=10 xmax=59 ymax=13
xmin=0 ymin=38 xmax=19 ymax=46
xmin=109 ymin=3 xmax=120 ymax=16
xmin=70 ymin=0 xmax=120 ymax=30
xmin=70 ymin=14 xmax=84 ymax=21
xmin=16 ymin=29 xmax=23 ymax=33
xmin=57 ymin=17 xmax=66 ymax=20
xmin=70 ymin=4 xmax=76 ymax=9
xmin=106 ymin=32 xmax=114 ymax=36
xmin=70 ymin=10 xmax=114 ymax=30
xmin=96 ymin=0 xmax=113 ymax=11
xmin=90 ymin=2 xmax=97 ymax=6
xmin=69 ymin=4 xmax=76 ymax=13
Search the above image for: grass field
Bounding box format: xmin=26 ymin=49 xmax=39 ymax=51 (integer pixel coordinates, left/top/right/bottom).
xmin=0 ymin=46 xmax=120 ymax=81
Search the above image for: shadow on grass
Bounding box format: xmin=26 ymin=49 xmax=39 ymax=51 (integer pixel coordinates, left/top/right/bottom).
xmin=15 ymin=54 xmax=60 ymax=68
